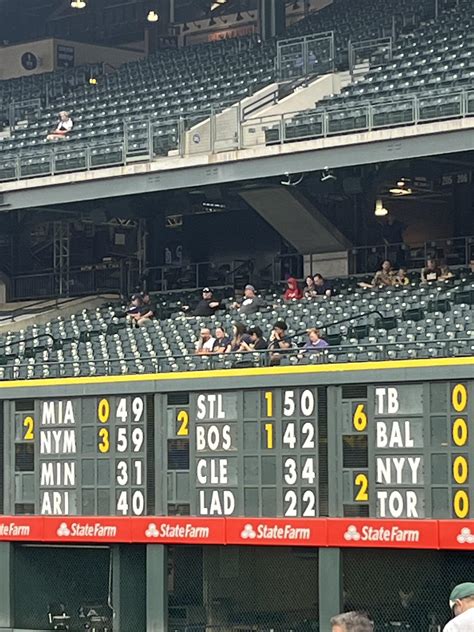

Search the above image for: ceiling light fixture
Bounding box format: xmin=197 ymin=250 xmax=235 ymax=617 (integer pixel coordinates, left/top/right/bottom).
xmin=374 ymin=199 xmax=388 ymax=216
xmin=70 ymin=0 xmax=86 ymax=8
xmin=147 ymin=10 xmax=159 ymax=22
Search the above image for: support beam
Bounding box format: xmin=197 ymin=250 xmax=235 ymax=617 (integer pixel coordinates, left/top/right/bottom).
xmin=0 ymin=543 xmax=12 ymax=628
xmin=318 ymin=548 xmax=343 ymax=632
xmin=147 ymin=544 xmax=168 ymax=632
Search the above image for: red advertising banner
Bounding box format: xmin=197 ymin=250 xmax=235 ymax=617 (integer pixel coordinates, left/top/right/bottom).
xmin=130 ymin=517 xmax=226 ymax=544
xmin=0 ymin=516 xmax=473 ymax=550
xmin=327 ymin=518 xmax=439 ymax=549
xmin=226 ymin=518 xmax=327 ymax=546
xmin=0 ymin=516 xmax=44 ymax=541
xmin=438 ymin=521 xmax=474 ymax=550
xmin=42 ymin=516 xmax=132 ymax=543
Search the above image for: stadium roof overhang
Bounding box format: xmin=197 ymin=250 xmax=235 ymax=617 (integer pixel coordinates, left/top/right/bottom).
xmin=2 ymin=120 xmax=474 ymax=211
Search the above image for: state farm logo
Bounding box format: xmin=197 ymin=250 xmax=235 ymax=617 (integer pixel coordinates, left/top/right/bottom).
xmin=0 ymin=522 xmax=31 ymax=537
xmin=457 ymin=527 xmax=474 ymax=545
xmin=241 ymin=524 xmax=257 ymax=539
xmin=144 ymin=522 xmax=210 ymax=539
xmin=57 ymin=522 xmax=71 ymax=537
xmin=56 ymin=522 xmax=117 ymax=538
xmin=342 ymin=523 xmax=419 ymax=543
xmin=344 ymin=525 xmax=361 ymax=541
xmin=145 ymin=523 xmax=159 ymax=538
xmin=239 ymin=522 xmax=310 ymax=541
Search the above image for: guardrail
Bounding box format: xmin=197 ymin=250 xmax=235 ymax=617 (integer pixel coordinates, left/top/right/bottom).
xmin=0 ymin=337 xmax=471 ymax=380
xmin=1 ymin=87 xmax=474 ymax=182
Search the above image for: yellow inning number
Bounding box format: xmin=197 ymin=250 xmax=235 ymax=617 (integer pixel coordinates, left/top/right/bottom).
xmin=177 ymin=410 xmax=189 ymax=436
xmin=98 ymin=427 xmax=110 ymax=453
xmin=98 ymin=398 xmax=110 ymax=423
xmin=264 ymin=423 xmax=274 ymax=449
xmin=454 ymin=489 xmax=469 ymax=519
xmin=355 ymin=473 xmax=369 ymax=502
xmin=452 ymin=418 xmax=468 ymax=447
xmin=23 ymin=416 xmax=34 ymax=440
xmin=265 ymin=391 xmax=273 ymax=417
xmin=453 ymin=456 xmax=469 ymax=485
xmin=452 ymin=384 xmax=468 ymax=413
xmin=353 ymin=404 xmax=367 ymax=432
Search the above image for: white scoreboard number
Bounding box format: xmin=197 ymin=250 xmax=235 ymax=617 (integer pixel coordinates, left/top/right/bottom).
xmin=265 ymin=389 xmax=318 ymax=518
xmin=97 ymin=396 xmax=146 ymax=516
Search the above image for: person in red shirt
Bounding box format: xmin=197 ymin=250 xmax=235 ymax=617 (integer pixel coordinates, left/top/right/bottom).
xmin=283 ymin=276 xmax=302 ymax=300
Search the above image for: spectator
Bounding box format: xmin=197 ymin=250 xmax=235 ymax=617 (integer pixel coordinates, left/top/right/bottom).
xmin=268 ymin=320 xmax=291 ymax=365
xmin=136 ymin=292 xmax=156 ymax=325
xmin=381 ymin=215 xmax=406 ymax=245
xmin=359 ymin=260 xmax=394 ymax=288
xmin=214 ymin=326 xmax=231 ymax=353
xmin=240 ymin=326 xmax=268 ymax=352
xmin=184 ymin=288 xmax=223 ymax=317
xmin=195 ymin=328 xmax=216 ymax=355
xmin=46 ymin=111 xmax=73 ymax=141
xmin=127 ymin=294 xmax=144 ymax=328
xmin=394 ymin=267 xmax=410 ymax=286
xmin=303 ymin=275 xmax=317 ymax=299
xmin=228 ymin=322 xmax=251 ymax=352
xmin=440 ymin=260 xmax=454 ymax=280
xmin=421 ymin=258 xmax=442 ymax=283
xmin=302 ymin=328 xmax=329 ymax=352
xmin=283 ymin=276 xmax=303 ymax=301
xmin=234 ymin=285 xmax=267 ymax=315
xmin=314 ymin=273 xmax=334 ymax=297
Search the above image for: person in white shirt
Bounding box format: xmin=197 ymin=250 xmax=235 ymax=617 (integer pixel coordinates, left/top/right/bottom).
xmin=443 ymin=582 xmax=474 ymax=632
xmin=195 ymin=328 xmax=216 ymax=355
xmin=47 ymin=111 xmax=73 ymax=140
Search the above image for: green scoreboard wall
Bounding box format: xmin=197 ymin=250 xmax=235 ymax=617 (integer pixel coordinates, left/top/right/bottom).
xmin=1 ymin=357 xmax=473 ymax=528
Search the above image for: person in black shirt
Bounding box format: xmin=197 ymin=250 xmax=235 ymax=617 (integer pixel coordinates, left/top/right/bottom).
xmin=268 ymin=320 xmax=291 ymax=365
xmin=313 ymin=274 xmax=334 ymax=297
xmin=240 ymin=326 xmax=268 ymax=352
xmin=184 ymin=288 xmax=223 ymax=317
xmin=214 ymin=327 xmax=231 ymax=353
xmin=421 ymin=258 xmax=442 ymax=283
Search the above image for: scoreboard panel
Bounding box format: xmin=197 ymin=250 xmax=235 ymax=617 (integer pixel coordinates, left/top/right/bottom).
xmin=339 ymin=381 xmax=473 ymax=520
xmin=2 ymin=376 xmax=473 ymax=521
xmin=10 ymin=395 xmax=154 ymax=516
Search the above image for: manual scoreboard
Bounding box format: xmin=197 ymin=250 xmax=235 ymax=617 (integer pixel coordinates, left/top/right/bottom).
xmin=3 ymin=379 xmax=473 ymax=520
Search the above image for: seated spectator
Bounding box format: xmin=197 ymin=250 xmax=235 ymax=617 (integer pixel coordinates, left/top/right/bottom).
xmin=184 ymin=288 xmax=223 ymax=317
xmin=268 ymin=320 xmax=291 ymax=365
xmin=359 ymin=260 xmax=395 ymax=288
xmin=228 ymin=322 xmax=252 ymax=352
xmin=394 ymin=267 xmax=410 ymax=286
xmin=314 ymin=273 xmax=334 ymax=297
xmin=240 ymin=326 xmax=268 ymax=352
xmin=127 ymin=294 xmax=144 ymax=328
xmin=303 ymin=275 xmax=317 ymax=299
xmin=440 ymin=260 xmax=454 ymax=280
xmin=136 ymin=292 xmax=156 ymax=325
xmin=421 ymin=258 xmax=442 ymax=283
xmin=302 ymin=328 xmax=329 ymax=352
xmin=195 ymin=328 xmax=216 ymax=355
xmin=283 ymin=276 xmax=303 ymax=301
xmin=46 ymin=111 xmax=73 ymax=141
xmin=214 ymin=327 xmax=231 ymax=353
xmin=234 ymin=285 xmax=267 ymax=315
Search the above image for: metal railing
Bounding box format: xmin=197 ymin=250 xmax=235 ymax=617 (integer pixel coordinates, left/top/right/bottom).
xmin=1 ymin=87 xmax=474 ymax=182
xmin=0 ymin=336 xmax=471 ymax=380
xmin=145 ymin=259 xmax=254 ymax=292
xmin=276 ymin=31 xmax=335 ymax=81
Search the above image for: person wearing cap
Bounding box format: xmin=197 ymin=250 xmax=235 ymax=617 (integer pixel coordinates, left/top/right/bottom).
xmin=234 ymin=285 xmax=267 ymax=315
xmin=126 ymin=293 xmax=144 ymax=327
xmin=184 ymin=288 xmax=223 ymax=317
xmin=443 ymin=582 xmax=474 ymax=631
xmin=330 ymin=611 xmax=373 ymax=632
